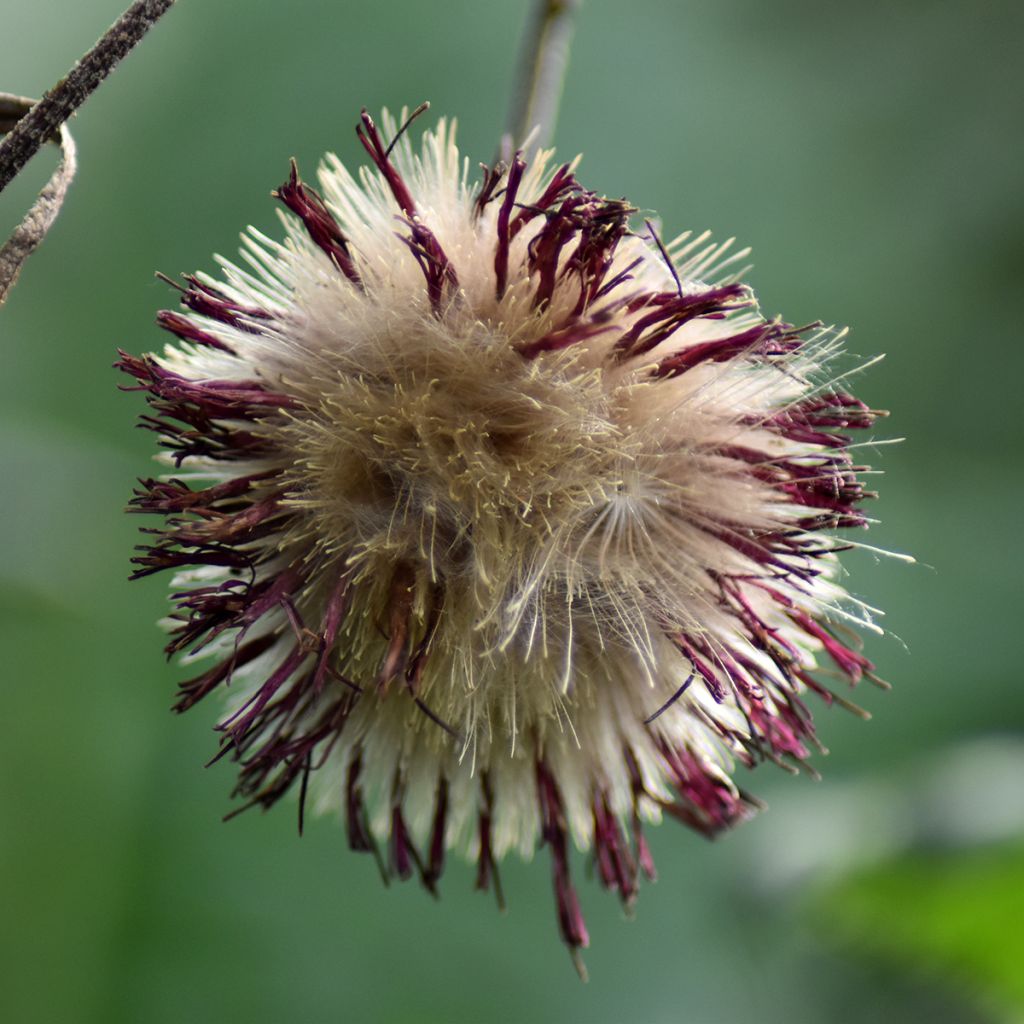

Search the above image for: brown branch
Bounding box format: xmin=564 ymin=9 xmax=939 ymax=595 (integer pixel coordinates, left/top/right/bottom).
xmin=0 ymin=0 xmax=176 ymax=195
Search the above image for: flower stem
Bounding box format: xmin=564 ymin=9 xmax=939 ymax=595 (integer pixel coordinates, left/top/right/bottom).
xmin=504 ymin=0 xmax=582 ymax=157
xmin=0 ymin=0 xmax=176 ymax=196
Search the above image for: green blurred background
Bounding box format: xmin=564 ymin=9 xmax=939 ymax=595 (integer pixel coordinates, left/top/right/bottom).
xmin=2 ymin=1 xmax=1021 ymax=1021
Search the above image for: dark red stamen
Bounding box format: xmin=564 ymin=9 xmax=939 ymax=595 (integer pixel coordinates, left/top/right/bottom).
xmin=156 ymin=309 xmax=235 ymax=353
xmin=613 ymin=284 xmax=750 ymax=362
xmin=356 ymin=109 xmax=417 ymax=217
xmin=623 ymin=746 xmax=658 ymax=882
xmin=508 ymin=162 xmax=577 ymax=239
xmin=379 ymin=564 xmax=415 ymax=688
xmin=311 ymin=570 xmax=354 ymax=692
xmin=176 ymin=275 xmax=273 ymax=333
xmin=591 ymin=792 xmax=638 ymax=906
xmin=494 ymin=153 xmax=526 ymax=299
xmin=757 ymin=390 xmax=881 ymax=448
xmin=390 ymin=802 xmax=415 ymax=881
xmin=476 ymin=775 xmax=505 ymax=910
xmin=564 ymin=197 xmax=633 ymax=316
xmin=116 ymin=351 xmax=298 ymax=416
xmin=274 ymin=159 xmax=362 ymax=286
xmin=536 ymin=759 xmax=590 ymax=974
xmin=516 ymin=315 xmax=614 ymax=359
xmin=389 ymin=779 xmax=436 ymax=895
xmin=527 ymin=195 xmax=589 ymax=309
xmin=425 ymin=778 xmax=448 ymax=887
xmin=346 ymin=754 xmax=374 ymax=852
xmin=173 ymin=633 xmax=276 ymax=713
xmin=396 ymin=219 xmax=458 ymax=314
xmin=656 ymin=742 xmax=755 ymax=837
xmin=653 ymin=318 xmax=804 ymax=378
xmin=473 ymin=161 xmax=506 ymax=219
xmin=789 ymin=610 xmax=875 ymax=683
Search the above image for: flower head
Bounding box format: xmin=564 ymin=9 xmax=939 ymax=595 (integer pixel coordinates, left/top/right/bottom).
xmin=121 ymin=108 xmax=885 ymax=973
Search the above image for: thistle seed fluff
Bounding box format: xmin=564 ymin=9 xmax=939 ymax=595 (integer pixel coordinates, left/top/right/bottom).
xmin=120 ymin=109 xmax=887 ymax=969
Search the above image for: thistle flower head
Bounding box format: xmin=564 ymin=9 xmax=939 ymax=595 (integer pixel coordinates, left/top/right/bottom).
xmin=121 ymin=108 xmax=885 ymax=972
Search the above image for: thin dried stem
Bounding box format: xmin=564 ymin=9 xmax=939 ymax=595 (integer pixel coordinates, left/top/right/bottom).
xmin=503 ymin=0 xmax=582 ymax=158
xmin=0 ymin=0 xmax=176 ymax=195
xmin=0 ymin=95 xmax=77 ymax=306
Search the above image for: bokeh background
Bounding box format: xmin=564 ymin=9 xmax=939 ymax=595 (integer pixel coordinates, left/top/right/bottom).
xmin=2 ymin=1 xmax=1022 ymax=1021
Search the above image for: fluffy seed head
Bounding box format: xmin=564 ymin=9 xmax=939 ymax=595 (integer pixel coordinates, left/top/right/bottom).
xmin=121 ymin=108 xmax=886 ymax=971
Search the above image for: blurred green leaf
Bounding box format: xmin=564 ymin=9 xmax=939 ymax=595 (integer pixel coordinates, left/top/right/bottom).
xmin=817 ymin=842 xmax=1024 ymax=1019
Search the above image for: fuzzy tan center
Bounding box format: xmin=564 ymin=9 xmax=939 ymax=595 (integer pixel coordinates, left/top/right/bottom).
xmin=281 ymin=319 xmax=633 ymax=594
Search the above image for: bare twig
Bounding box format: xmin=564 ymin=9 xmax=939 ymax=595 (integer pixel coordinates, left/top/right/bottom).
xmin=0 ymin=0 xmax=176 ymax=303
xmin=0 ymin=0 xmax=176 ymax=196
xmin=503 ymin=0 xmax=582 ymax=158
xmin=0 ymin=95 xmax=77 ymax=306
